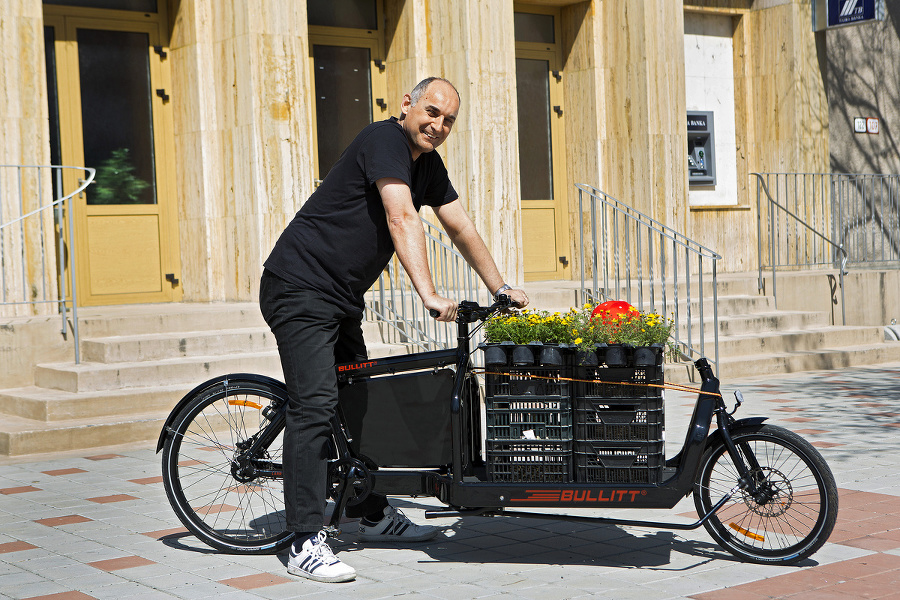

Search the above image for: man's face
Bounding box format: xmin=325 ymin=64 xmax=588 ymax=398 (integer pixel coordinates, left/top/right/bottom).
xmin=400 ymin=80 xmax=459 ymax=159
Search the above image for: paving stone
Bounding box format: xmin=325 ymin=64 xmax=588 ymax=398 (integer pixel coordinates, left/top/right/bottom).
xmin=2 ymin=364 xmax=900 ymax=599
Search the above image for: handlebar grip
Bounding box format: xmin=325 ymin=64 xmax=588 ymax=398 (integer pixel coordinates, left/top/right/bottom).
xmin=429 ymin=309 xmax=440 ymax=318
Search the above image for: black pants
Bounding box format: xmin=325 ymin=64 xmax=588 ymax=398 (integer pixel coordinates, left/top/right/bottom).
xmin=259 ymin=270 xmax=388 ymax=533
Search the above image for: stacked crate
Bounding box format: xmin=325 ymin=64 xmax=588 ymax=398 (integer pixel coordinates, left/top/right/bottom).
xmin=481 ymin=344 xmax=665 ymax=484
xmin=482 ymin=344 xmax=573 ymax=482
xmin=573 ymin=346 xmax=665 ymax=484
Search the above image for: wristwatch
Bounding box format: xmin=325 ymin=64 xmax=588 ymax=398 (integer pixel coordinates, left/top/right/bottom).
xmin=493 ymin=283 xmax=512 ymax=300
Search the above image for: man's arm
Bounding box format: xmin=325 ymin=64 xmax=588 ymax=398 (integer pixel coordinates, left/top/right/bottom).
xmin=377 ymin=178 xmax=458 ymax=321
xmin=432 ymin=200 xmax=528 ymax=307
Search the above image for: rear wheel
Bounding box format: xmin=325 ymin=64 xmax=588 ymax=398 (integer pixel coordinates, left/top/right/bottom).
xmin=161 ymin=377 xmax=293 ymax=554
xmin=693 ymin=424 xmax=838 ymax=564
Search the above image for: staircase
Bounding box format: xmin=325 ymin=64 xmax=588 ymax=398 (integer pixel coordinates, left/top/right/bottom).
xmin=523 ymin=274 xmax=900 ymax=382
xmin=0 ymin=303 xmax=407 ymax=456
xmin=1 ymin=271 xmax=899 ymax=456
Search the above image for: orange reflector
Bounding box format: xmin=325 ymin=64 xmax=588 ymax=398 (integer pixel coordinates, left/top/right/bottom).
xmin=228 ymin=399 xmax=263 ymax=410
xmin=729 ymin=522 xmax=765 ymax=542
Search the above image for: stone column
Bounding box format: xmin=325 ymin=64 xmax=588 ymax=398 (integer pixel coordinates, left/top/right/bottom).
xmin=170 ymin=0 xmax=315 ymax=302
xmin=415 ymin=0 xmax=524 ymax=286
xmin=748 ymin=0 xmax=828 ymax=174
xmin=594 ymin=0 xmax=688 ymax=230
xmin=0 ymin=0 xmax=55 ymax=316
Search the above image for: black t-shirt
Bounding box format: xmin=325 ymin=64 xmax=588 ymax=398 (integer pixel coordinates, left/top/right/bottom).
xmin=264 ymin=117 xmax=458 ymax=313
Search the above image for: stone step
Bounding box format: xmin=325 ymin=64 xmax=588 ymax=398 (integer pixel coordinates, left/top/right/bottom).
xmin=34 ymin=342 xmax=408 ymax=393
xmin=567 ymin=271 xmax=763 ymax=303
xmin=715 ymin=325 xmax=886 ymax=357
xmin=667 ymin=341 xmax=900 ymax=383
xmin=74 ymin=303 xmax=267 ymax=338
xmin=79 ymin=321 xmax=391 ymax=363
xmin=81 ymin=327 xmax=277 ymax=363
xmin=0 ymin=410 xmax=168 ymax=456
xmin=680 ymin=309 xmax=831 ymax=338
xmin=0 ymin=383 xmax=189 ymax=421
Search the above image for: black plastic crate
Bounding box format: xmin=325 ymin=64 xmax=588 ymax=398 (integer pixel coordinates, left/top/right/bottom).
xmin=574 ymin=364 xmax=663 ymax=400
xmin=486 ymin=440 xmax=573 ymax=482
xmin=575 ymin=440 xmax=664 ymax=484
xmin=485 ymin=365 xmax=571 ymax=399
xmin=486 ymin=398 xmax=572 ymax=441
xmin=575 ymin=397 xmax=663 ymax=443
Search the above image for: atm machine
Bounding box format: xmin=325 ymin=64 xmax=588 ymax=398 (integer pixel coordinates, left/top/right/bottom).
xmin=687 ymin=111 xmax=716 ymax=186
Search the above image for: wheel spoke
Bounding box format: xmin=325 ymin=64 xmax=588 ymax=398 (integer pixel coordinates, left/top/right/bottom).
xmin=693 ymin=424 xmax=837 ymax=564
xmin=161 ymin=381 xmax=291 ymax=553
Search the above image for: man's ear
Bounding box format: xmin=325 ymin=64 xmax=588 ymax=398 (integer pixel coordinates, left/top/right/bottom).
xmin=400 ymin=93 xmax=412 ymax=118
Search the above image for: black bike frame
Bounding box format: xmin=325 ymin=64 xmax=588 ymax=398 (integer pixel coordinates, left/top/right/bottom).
xmin=157 ymin=304 xmax=766 ymax=532
xmin=330 ymin=313 xmax=760 ymax=522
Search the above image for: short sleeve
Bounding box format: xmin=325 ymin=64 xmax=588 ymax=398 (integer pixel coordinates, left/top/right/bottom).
xmin=358 ymin=124 xmax=413 ymax=188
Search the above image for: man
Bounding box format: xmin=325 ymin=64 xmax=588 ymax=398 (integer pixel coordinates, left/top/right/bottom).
xmin=260 ymin=77 xmax=528 ymax=583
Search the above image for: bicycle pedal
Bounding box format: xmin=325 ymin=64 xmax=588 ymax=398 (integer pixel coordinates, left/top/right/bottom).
xmin=323 ymin=525 xmax=343 ymax=539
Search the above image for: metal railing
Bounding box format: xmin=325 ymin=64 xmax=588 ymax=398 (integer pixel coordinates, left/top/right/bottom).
xmin=363 ymin=215 xmax=491 ymax=351
xmin=577 ymin=183 xmax=722 ymax=370
xmin=753 ymin=173 xmax=850 ymax=324
xmin=0 ymin=165 xmax=95 ymax=363
xmin=832 ymin=173 xmax=900 ymax=265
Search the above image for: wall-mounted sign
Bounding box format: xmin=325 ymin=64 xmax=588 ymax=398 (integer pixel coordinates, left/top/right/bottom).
xmin=687 ymin=114 xmax=709 ymax=131
xmin=827 ymin=0 xmax=885 ymax=28
xmin=867 ymin=118 xmax=880 ymax=134
xmin=854 ymin=116 xmax=880 ymax=134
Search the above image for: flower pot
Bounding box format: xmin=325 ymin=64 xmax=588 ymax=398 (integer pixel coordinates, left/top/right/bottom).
xmin=483 ymin=344 xmax=509 ymax=365
xmin=634 ymin=344 xmax=662 ymax=367
xmin=511 ymin=344 xmax=535 ymax=366
xmin=604 ymin=344 xmax=629 ymax=368
xmin=539 ymin=345 xmax=564 ymax=366
xmin=576 ymin=343 xmax=605 ymax=367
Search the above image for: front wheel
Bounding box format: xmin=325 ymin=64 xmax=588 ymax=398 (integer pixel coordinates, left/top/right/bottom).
xmin=693 ymin=424 xmax=838 ymax=565
xmin=161 ymin=377 xmax=293 ymax=554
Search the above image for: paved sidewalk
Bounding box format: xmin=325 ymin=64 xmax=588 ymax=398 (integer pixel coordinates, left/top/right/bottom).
xmin=2 ymin=363 xmax=900 ymax=600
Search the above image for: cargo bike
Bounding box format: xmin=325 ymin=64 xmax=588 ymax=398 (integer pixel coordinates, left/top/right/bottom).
xmin=157 ymin=297 xmax=838 ymax=565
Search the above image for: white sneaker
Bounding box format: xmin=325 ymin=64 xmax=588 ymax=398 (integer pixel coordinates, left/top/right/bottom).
xmin=287 ymin=531 xmax=356 ymax=583
xmin=357 ymin=506 xmax=438 ymax=542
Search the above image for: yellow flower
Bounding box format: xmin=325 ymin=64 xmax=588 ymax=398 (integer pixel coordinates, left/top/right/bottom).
xmin=574 ymin=337 xmax=583 ymax=344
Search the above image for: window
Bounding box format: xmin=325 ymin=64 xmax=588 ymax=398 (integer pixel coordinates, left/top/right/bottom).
xmin=308 ymin=0 xmax=386 ymax=181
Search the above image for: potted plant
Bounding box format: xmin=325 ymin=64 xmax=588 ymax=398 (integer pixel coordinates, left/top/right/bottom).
xmin=570 ymin=302 xmax=674 ymax=367
xmin=483 ymin=309 xmax=573 ymax=366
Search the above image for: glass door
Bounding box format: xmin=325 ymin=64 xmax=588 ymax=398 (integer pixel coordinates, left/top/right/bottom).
xmin=308 ymin=0 xmax=387 ymax=183
xmin=515 ymin=9 xmax=569 ymax=281
xmin=45 ymin=10 xmax=179 ymax=306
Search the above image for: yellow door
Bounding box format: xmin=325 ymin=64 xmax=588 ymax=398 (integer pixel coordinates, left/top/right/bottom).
xmin=515 ymin=8 xmax=570 ymax=281
xmin=45 ymin=8 xmax=180 ymax=306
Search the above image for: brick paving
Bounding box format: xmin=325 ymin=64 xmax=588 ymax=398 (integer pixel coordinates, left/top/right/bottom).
xmin=1 ymin=362 xmax=899 ymax=599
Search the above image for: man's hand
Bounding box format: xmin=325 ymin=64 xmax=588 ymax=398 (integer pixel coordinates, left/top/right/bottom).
xmin=502 ymin=288 xmax=529 ymax=308
xmin=425 ymin=295 xmax=458 ymax=321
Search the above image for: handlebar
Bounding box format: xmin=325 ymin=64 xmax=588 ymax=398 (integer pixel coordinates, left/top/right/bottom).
xmin=428 ymin=294 xmax=517 ymax=322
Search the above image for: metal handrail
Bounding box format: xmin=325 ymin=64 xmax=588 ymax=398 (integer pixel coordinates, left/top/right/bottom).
xmin=577 ymin=183 xmax=722 ymax=371
xmin=752 ymin=173 xmax=848 ymax=325
xmin=363 ymin=215 xmax=490 ymax=351
xmin=0 ymin=165 xmax=95 ymax=363
xmin=832 ymin=173 xmax=900 ymax=265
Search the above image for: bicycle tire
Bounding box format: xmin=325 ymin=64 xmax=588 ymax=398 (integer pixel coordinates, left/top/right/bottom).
xmin=161 ymin=376 xmax=293 ymax=554
xmin=693 ymin=423 xmax=838 ymax=565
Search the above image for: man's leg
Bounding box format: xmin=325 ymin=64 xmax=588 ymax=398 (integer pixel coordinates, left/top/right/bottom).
xmin=333 ymin=312 xmax=437 ymax=542
xmin=332 ymin=315 xmax=390 ymax=520
xmin=260 ymin=271 xmax=344 ymax=533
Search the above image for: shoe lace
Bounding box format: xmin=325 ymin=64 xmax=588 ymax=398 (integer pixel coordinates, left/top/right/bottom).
xmin=310 ymin=531 xmax=339 ymax=564
xmin=385 ymin=507 xmax=401 ymax=523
